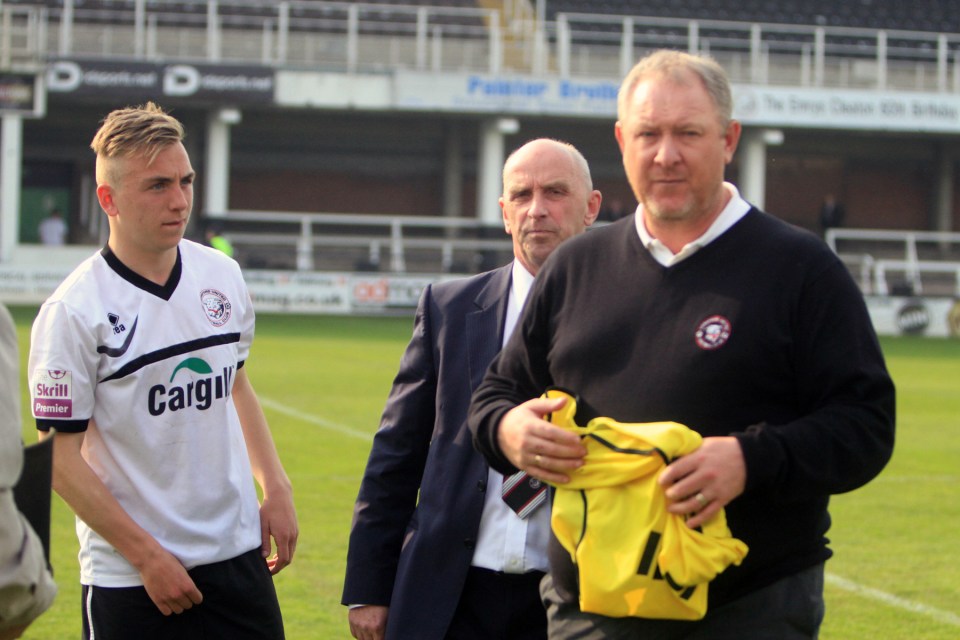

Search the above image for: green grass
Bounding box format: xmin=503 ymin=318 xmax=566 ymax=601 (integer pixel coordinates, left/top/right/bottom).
xmin=8 ymin=306 xmax=960 ymax=639
xmin=821 ymin=337 xmax=960 ymax=639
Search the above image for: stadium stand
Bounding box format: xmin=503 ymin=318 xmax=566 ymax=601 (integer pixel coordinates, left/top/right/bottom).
xmin=1 ymin=0 xmax=959 ymax=301
xmin=545 ymin=0 xmax=959 ymax=33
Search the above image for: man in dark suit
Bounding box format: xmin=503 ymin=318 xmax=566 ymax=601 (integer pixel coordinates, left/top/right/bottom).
xmin=342 ymin=138 xmax=601 ymax=640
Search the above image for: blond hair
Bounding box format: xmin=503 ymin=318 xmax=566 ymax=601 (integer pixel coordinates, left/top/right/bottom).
xmin=617 ymin=49 xmax=733 ymax=126
xmin=91 ymin=102 xmax=184 ymax=183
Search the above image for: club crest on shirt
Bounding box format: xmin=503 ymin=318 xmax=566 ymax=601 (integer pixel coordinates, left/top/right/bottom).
xmin=200 ymin=288 xmax=232 ymax=327
xmin=694 ymin=315 xmax=732 ymax=350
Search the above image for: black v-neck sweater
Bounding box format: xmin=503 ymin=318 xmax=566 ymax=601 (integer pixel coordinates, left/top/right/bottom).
xmin=470 ymin=209 xmax=895 ymax=608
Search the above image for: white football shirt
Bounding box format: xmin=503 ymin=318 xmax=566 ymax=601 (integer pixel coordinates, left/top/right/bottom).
xmin=29 ymin=240 xmax=261 ymax=587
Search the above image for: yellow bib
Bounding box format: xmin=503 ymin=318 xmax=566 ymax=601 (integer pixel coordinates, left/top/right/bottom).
xmin=544 ymin=389 xmax=748 ymax=620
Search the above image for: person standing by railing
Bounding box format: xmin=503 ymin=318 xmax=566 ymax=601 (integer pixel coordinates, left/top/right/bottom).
xmin=28 ymin=102 xmax=297 ymax=640
xmin=343 ymin=138 xmax=601 ymax=640
xmin=469 ymin=49 xmax=895 ymax=639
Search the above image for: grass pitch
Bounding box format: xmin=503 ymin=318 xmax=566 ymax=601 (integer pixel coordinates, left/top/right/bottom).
xmin=9 ymin=307 xmax=960 ymax=639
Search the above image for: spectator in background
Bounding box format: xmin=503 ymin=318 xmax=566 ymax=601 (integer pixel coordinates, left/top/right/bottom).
xmin=38 ymin=209 xmax=67 ymax=246
xmin=342 ymin=138 xmax=601 ymax=640
xmin=205 ymin=224 xmax=234 ymax=257
xmin=819 ymin=193 xmax=845 ymax=235
xmin=1 ymin=303 xmax=57 ymax=640
xmin=469 ymin=49 xmax=895 ymax=639
xmin=598 ymin=197 xmax=629 ymax=222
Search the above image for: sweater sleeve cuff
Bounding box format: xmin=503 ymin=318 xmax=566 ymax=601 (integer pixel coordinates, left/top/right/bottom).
xmin=473 ymin=405 xmax=519 ymax=476
xmin=734 ymin=429 xmax=776 ymax=495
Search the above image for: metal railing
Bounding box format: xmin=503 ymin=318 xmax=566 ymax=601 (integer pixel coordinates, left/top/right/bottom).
xmin=827 ymin=228 xmax=960 ymax=296
xmin=553 ymin=13 xmax=960 ymax=92
xmin=3 ymin=0 xmax=503 ymax=73
xmin=217 ymin=210 xmax=513 ymax=274
xmin=3 ymin=0 xmax=960 ymax=90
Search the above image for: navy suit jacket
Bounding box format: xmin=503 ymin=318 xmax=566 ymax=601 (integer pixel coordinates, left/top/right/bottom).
xmin=342 ymin=264 xmax=512 ymax=640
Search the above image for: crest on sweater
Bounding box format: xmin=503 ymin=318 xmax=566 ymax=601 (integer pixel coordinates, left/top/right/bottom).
xmin=694 ymin=315 xmax=731 ymax=350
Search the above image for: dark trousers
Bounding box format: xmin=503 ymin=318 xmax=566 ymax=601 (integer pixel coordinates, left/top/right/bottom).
xmin=445 ymin=566 xmax=548 ymax=640
xmin=542 ymin=563 xmax=825 ymax=640
xmin=82 ymin=548 xmax=284 ymax=640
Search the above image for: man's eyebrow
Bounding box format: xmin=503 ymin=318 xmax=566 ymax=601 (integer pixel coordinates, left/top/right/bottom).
xmin=141 ymin=175 xmax=173 ymax=185
xmin=142 ymin=171 xmax=195 ymax=185
xmin=542 ymin=179 xmax=571 ymax=191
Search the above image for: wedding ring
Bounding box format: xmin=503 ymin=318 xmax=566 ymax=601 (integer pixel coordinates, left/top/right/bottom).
xmin=694 ymin=492 xmax=708 ymax=508
xmin=535 ymin=454 xmax=542 ymax=465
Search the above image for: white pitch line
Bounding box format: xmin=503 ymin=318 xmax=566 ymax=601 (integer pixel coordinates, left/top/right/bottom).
xmin=826 ymin=573 xmax=960 ymax=627
xmin=259 ymin=396 xmax=372 ymax=442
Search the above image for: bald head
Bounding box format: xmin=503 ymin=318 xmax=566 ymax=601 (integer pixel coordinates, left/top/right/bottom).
xmin=502 ymin=139 xmax=594 ymax=194
xmin=500 ymin=138 xmax=602 ymax=275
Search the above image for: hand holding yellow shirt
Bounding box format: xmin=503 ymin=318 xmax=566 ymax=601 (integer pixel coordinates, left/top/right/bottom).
xmin=543 ymin=388 xmax=748 ymax=620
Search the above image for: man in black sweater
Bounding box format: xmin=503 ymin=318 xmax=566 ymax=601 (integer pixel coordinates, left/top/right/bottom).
xmin=468 ymin=49 xmax=895 ymax=639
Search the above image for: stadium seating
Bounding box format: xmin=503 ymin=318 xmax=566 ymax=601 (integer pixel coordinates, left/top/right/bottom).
xmin=5 ymin=0 xmax=487 ymax=38
xmin=545 ymin=0 xmax=958 ymax=33
xmin=5 ymin=0 xmax=958 ymax=285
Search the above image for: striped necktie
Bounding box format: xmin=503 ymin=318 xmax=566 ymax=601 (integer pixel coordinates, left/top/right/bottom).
xmin=501 ymin=470 xmax=547 ymax=518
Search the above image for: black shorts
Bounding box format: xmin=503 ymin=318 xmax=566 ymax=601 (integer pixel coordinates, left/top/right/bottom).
xmin=81 ymin=547 xmax=284 ymax=640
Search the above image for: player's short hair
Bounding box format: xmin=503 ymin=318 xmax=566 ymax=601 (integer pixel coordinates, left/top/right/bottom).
xmin=90 ymin=102 xmax=184 ymax=183
xmin=617 ymin=49 xmax=733 ymax=127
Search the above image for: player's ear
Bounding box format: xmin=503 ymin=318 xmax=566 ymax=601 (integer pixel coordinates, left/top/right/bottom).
xmin=723 ymin=119 xmax=742 ymax=164
xmin=96 ymin=184 xmax=118 ymax=217
xmin=585 ymin=191 xmax=602 ymax=226
xmin=500 ymin=197 xmax=512 ymax=235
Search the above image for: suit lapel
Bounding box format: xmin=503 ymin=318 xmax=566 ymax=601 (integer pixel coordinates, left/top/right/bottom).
xmin=465 ymin=265 xmax=512 ymax=392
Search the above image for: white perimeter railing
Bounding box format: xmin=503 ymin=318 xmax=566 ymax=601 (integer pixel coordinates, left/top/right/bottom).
xmin=826 ymin=228 xmax=960 ymax=296
xmin=219 ymin=213 xmax=960 ymax=297
xmin=2 ymin=0 xmax=503 ymax=74
xmin=217 ymin=210 xmax=513 ymax=274
xmin=3 ymin=0 xmax=960 ymax=91
xmin=551 ymin=13 xmax=960 ymax=92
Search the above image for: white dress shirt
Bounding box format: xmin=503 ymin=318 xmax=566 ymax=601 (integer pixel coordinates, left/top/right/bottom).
xmin=471 ymin=260 xmax=551 ymax=574
xmin=635 ymin=182 xmax=751 ymax=266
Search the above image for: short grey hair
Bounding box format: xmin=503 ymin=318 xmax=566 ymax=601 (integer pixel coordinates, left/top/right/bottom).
xmin=617 ymin=49 xmax=733 ymax=126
